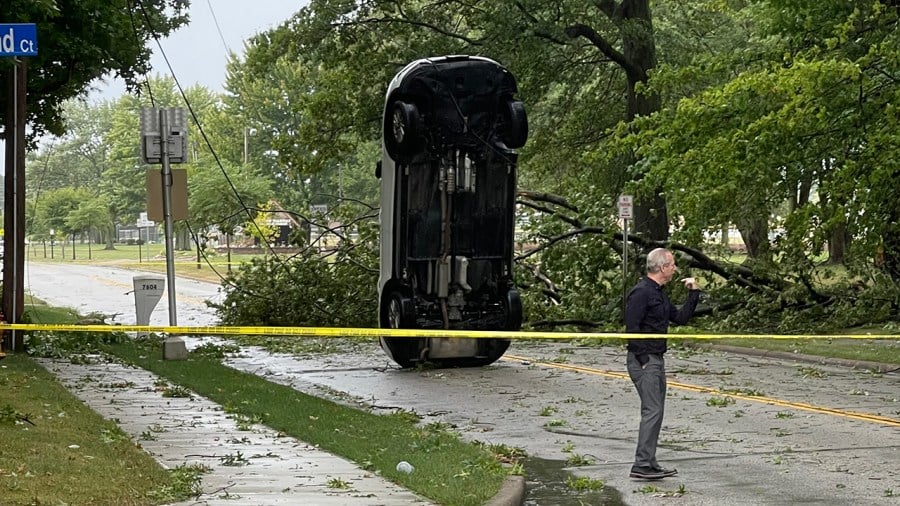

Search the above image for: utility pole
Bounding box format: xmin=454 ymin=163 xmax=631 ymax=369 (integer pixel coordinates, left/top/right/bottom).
xmin=1 ymin=23 xmax=38 ymax=354
xmin=2 ymin=59 xmax=26 ymax=352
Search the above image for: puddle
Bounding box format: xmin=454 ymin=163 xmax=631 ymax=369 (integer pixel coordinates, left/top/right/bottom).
xmin=524 ymin=457 xmax=625 ymax=506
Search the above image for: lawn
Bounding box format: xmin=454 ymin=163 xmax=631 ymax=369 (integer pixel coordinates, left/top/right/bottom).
xmin=26 ymin=242 xmax=261 ymax=284
xmin=704 ymin=337 xmax=900 ymax=365
xmin=0 ymin=353 xmax=190 ymax=505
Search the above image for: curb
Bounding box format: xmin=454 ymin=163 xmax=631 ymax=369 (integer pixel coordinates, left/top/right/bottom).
xmin=695 ymin=343 xmax=900 ymax=374
xmin=485 ymin=475 xmax=526 ymax=506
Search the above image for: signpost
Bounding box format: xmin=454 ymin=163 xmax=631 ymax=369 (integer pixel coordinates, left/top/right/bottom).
xmin=136 ymin=212 xmax=155 ymax=263
xmin=2 ymin=23 xmax=38 ymax=354
xmin=140 ymin=107 xmax=188 ymax=359
xmin=618 ymin=195 xmax=634 ymax=315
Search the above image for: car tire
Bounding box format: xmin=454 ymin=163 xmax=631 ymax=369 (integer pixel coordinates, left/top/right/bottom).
xmin=501 ymin=100 xmax=528 ymax=149
xmin=505 ymin=288 xmax=523 ymax=330
xmin=388 ymin=101 xmax=422 ymax=158
xmin=380 ymin=291 xmax=422 ymax=368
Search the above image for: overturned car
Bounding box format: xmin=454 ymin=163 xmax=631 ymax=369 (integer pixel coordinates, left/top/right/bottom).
xmin=376 ymin=56 xmax=528 ymax=368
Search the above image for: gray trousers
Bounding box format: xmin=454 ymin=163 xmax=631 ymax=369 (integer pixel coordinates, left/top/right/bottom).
xmin=627 ymin=351 xmax=666 ymax=468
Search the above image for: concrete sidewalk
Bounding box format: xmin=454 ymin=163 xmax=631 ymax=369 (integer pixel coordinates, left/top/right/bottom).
xmin=39 ymin=357 xmax=435 ymax=506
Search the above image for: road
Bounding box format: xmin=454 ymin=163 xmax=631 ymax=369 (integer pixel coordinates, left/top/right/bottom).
xmin=24 ymin=262 xmax=221 ymax=326
xmin=24 ymin=262 xmax=900 ymax=505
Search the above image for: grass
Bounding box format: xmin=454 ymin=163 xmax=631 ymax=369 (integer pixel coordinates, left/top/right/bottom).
xmin=104 ymin=338 xmax=510 ymax=506
xmin=705 ymin=337 xmax=900 ymax=365
xmin=26 ymin=242 xmax=260 ymax=284
xmin=0 ymin=354 xmax=184 ymax=505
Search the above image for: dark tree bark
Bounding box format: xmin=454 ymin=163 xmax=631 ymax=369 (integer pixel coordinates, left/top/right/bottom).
xmin=827 ymin=222 xmax=848 ymax=265
xmin=881 ymin=193 xmax=900 ymax=281
xmin=736 ymin=215 xmax=769 ymax=260
xmin=566 ymin=0 xmax=668 ymax=241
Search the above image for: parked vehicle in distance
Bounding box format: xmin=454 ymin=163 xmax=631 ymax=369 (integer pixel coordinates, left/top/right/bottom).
xmin=376 ymin=55 xmax=528 ymax=368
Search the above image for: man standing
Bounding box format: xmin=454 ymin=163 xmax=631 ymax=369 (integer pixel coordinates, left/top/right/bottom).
xmin=624 ymin=248 xmax=701 ymax=480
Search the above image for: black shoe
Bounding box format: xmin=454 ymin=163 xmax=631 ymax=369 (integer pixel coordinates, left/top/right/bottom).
xmin=629 ymin=466 xmax=668 ymax=480
xmin=651 ymin=466 xmax=678 ymax=477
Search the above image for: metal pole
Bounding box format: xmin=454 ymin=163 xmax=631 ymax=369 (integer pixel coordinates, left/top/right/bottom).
xmin=159 ymin=110 xmax=178 ymax=326
xmin=623 ymin=218 xmax=628 ymax=317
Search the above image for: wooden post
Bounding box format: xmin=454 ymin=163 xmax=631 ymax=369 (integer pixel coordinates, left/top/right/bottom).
xmin=3 ymin=59 xmax=27 ymax=352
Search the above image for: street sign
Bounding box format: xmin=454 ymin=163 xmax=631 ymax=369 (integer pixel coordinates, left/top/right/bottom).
xmin=0 ymin=24 xmax=38 ymax=57
xmin=136 ymin=212 xmax=155 ymax=228
xmin=617 ymin=195 xmax=633 ymax=220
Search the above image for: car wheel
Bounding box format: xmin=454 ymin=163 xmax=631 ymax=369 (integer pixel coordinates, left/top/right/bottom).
xmin=380 ymin=291 xmax=421 ymax=368
xmin=387 ymin=292 xmax=414 ymax=328
xmin=389 ymin=101 xmax=422 ymax=157
xmin=501 ymin=100 xmax=528 ymax=149
xmin=505 ymin=288 xmax=523 ymax=330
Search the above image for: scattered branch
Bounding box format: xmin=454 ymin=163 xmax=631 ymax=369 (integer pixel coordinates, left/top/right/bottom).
xmin=530 ymin=319 xmax=602 ymax=329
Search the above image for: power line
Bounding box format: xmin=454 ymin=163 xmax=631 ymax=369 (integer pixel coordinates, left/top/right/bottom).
xmin=206 ymin=0 xmax=231 ymax=56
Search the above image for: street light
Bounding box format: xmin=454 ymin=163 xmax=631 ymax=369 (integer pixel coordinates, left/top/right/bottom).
xmin=49 ymin=229 xmax=55 ymax=259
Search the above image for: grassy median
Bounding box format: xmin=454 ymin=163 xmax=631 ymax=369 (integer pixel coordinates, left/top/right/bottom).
xmin=15 ymin=301 xmax=516 ymax=505
xmin=0 ymin=354 xmax=193 ymax=505
xmin=106 ymin=338 xmax=513 ymax=506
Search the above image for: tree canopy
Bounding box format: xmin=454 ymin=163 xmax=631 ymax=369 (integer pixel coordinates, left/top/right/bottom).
xmin=0 ymin=0 xmax=189 ymax=139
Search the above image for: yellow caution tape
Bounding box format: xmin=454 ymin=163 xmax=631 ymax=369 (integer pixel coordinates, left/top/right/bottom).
xmin=0 ymin=323 xmax=897 ymax=340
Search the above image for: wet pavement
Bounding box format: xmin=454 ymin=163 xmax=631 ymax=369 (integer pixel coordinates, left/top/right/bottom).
xmin=24 ymin=262 xmax=900 ymax=505
xmin=39 ymin=356 xmax=433 ymax=505
xmin=210 ymin=339 xmax=900 ymax=505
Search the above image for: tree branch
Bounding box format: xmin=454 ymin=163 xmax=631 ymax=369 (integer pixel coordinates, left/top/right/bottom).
xmin=517 ymin=190 xmax=580 ymax=212
xmin=564 ymin=23 xmax=642 ymax=79
xmin=521 ymin=262 xmax=562 ymax=304
xmin=530 ymin=319 xmax=602 ymax=329
xmin=335 ymin=16 xmax=482 ymax=46
xmin=517 ymin=199 xmax=582 ymax=228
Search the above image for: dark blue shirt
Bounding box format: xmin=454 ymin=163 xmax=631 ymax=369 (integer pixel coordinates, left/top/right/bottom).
xmin=625 ymin=277 xmax=700 ymax=355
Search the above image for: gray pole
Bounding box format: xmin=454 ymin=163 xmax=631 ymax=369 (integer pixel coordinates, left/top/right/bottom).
xmin=623 ymin=218 xmax=628 ymax=317
xmin=159 ymin=110 xmax=178 ymax=326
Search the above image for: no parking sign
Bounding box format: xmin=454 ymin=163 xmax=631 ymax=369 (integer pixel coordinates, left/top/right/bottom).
xmin=618 ymin=195 xmax=633 ymax=220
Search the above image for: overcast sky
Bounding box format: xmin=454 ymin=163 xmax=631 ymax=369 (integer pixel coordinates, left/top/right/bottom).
xmin=91 ymin=0 xmax=307 ymax=99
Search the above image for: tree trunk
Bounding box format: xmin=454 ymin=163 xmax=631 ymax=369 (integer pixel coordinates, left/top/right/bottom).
xmin=622 ymin=1 xmax=667 ymax=241
xmin=827 ymin=222 xmax=848 ymax=265
xmin=736 ymin=215 xmax=769 ymax=260
xmin=567 ymin=1 xmax=667 ymax=241
xmin=881 ymin=200 xmax=900 ymax=281
xmin=105 ymin=216 xmax=116 ymax=250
